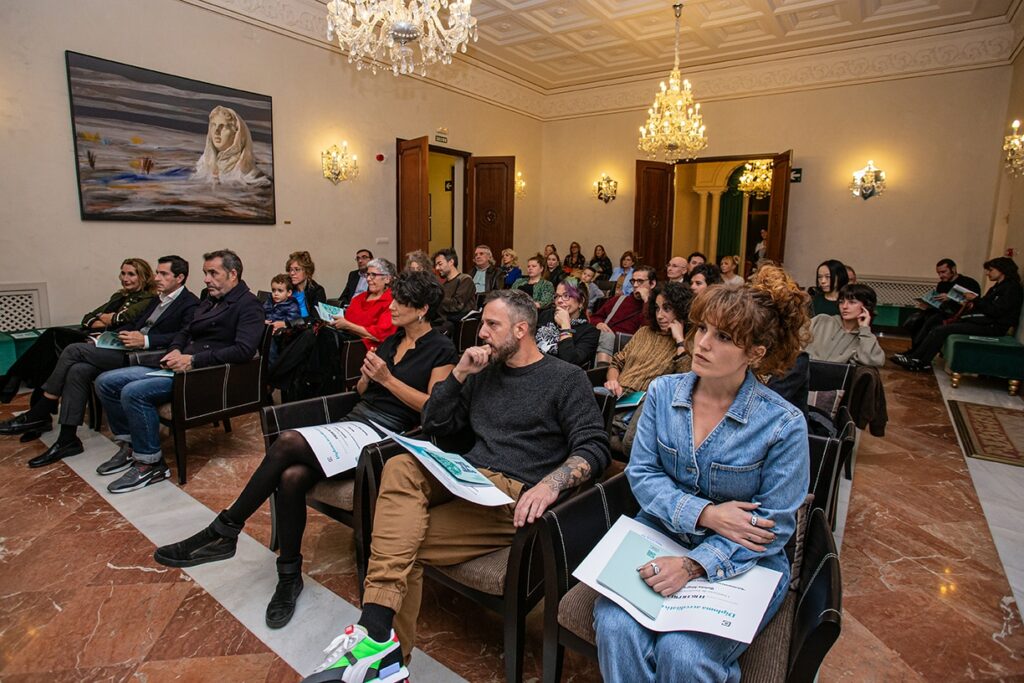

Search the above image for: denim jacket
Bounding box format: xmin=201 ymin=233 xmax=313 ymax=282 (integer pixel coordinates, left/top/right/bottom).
xmin=626 ymin=371 xmax=809 ymax=584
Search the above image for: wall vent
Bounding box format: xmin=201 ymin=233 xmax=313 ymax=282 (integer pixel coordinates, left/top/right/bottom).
xmin=0 ymin=283 xmax=50 ymax=332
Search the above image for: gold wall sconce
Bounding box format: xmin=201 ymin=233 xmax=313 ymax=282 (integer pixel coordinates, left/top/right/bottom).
xmin=849 ymin=160 xmax=886 ymax=200
xmin=593 ymin=173 xmax=617 ymax=203
xmin=515 ymin=171 xmax=526 ymax=199
xmin=1005 ymin=120 xmax=1023 ymax=177
xmin=322 ymin=141 xmax=358 ymax=184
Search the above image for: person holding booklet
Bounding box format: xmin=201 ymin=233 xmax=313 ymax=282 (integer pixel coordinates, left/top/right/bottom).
xmin=153 ymin=270 xmax=457 ymax=632
xmin=297 ymin=289 xmax=609 ymax=683
xmin=895 ymin=258 xmax=980 ymax=365
xmin=330 ymin=258 xmax=398 ymax=350
xmin=593 ymin=266 xmax=811 ymax=682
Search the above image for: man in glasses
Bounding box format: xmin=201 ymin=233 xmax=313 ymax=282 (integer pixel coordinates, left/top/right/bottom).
xmin=338 ymin=248 xmax=374 ymax=307
xmin=591 ymin=265 xmax=657 ymax=365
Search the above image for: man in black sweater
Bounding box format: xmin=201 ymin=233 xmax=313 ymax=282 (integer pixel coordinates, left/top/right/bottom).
xmin=303 ymin=289 xmax=610 ymax=683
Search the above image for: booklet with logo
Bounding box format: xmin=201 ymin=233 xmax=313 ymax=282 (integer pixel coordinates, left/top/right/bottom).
xmin=294 ymin=421 xmax=385 ymax=477
xmin=316 ymin=302 xmax=344 ymax=322
xmin=915 ymin=290 xmax=944 ymax=309
xmin=615 ymin=391 xmax=645 ymax=409
xmin=574 ymin=516 xmax=782 ymax=643
xmin=94 ymin=331 xmax=127 ymax=350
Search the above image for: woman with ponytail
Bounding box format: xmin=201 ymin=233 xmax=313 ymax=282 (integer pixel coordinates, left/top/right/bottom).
xmin=593 ymin=266 xmax=811 ymax=682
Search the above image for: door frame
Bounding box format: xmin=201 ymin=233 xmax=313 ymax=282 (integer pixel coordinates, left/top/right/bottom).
xmin=395 ymin=139 xmax=472 ymax=261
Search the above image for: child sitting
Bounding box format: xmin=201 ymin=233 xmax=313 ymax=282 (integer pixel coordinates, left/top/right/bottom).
xmin=264 ymin=274 xmax=302 ymax=365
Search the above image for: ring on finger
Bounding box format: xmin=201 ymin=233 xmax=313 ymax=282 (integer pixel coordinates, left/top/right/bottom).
xmin=750 ymin=514 xmax=759 ymax=527
xmin=650 ymin=561 xmax=661 ymax=576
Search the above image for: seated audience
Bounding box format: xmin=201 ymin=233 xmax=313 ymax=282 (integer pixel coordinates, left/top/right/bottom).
xmin=591 ymin=266 xmax=656 ymax=365
xmin=331 ymin=258 xmax=398 ymax=350
xmin=590 ymin=244 xmax=613 ymax=281
xmin=902 ymin=258 xmax=981 ymax=349
xmin=564 ymin=241 xmax=586 ymax=270
xmin=611 ymin=251 xmax=637 ymax=296
xmin=338 ymin=248 xmax=373 ymax=307
xmin=153 ymin=271 xmax=458 ymax=629
xmin=285 ymin=251 xmax=327 ymax=323
xmin=809 ymin=259 xmax=850 ymax=315
xmin=470 ymin=245 xmax=504 ymax=294
xmin=500 ymin=248 xmax=522 ymax=287
xmin=433 ymin=248 xmax=477 ymax=334
xmin=687 ymin=251 xmax=707 ymax=272
xmin=719 ymin=255 xmax=744 ymax=286
xmin=544 ymin=243 xmax=557 ymax=258
xmin=602 ymin=282 xmax=692 ymax=398
xmin=579 ymin=265 xmax=605 ymax=312
xmin=536 ymin=281 xmax=599 ymax=367
xmin=594 ymin=268 xmax=810 ymax=683
xmin=546 ymin=251 xmax=569 ymax=288
xmin=297 ymin=289 xmax=609 ymax=681
xmin=806 ymin=283 xmax=885 ymax=366
xmin=264 ymin=273 xmax=302 ymax=331
xmin=666 ymin=256 xmax=688 ymax=283
xmin=511 ymin=254 xmax=555 ymax=309
xmin=0 ymin=257 xmax=198 ymax=466
xmin=0 ymin=259 xmax=156 ymax=402
xmin=689 ymin=263 xmax=722 ymax=294
xmin=92 ymin=250 xmax=264 ymax=494
xmin=894 ymin=257 xmax=1023 ymax=371
xmin=403 ymin=250 xmax=433 ymax=274
xmin=846 ymin=264 xmax=858 ymax=284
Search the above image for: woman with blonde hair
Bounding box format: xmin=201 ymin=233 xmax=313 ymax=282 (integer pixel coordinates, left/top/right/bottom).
xmin=719 ymin=255 xmax=744 ymax=286
xmin=500 ymin=248 xmax=522 ymax=287
xmin=594 ymin=266 xmax=811 ymax=682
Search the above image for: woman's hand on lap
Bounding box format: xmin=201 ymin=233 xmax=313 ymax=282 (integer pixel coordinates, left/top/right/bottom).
xmin=638 ymin=556 xmax=705 ymax=596
xmin=698 ymin=501 xmax=776 ymax=551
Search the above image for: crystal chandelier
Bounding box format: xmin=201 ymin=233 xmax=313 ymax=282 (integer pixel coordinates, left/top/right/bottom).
xmin=849 ymin=160 xmax=886 ymax=200
xmin=638 ymin=3 xmax=708 ymax=162
xmin=1005 ymin=120 xmax=1023 ymax=178
xmin=325 ymin=0 xmax=478 ymax=77
xmin=593 ymin=173 xmax=618 ymax=203
xmin=322 ymin=142 xmax=359 ymax=184
xmin=738 ymin=160 xmax=772 ymax=199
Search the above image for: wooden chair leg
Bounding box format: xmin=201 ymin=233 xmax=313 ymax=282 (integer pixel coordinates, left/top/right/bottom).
xmin=173 ymin=423 xmax=188 ymax=485
xmin=223 ymin=417 xmax=232 ymax=433
xmin=504 ymin=605 xmax=526 ymax=683
xmin=543 ymin=634 xmax=565 ymax=683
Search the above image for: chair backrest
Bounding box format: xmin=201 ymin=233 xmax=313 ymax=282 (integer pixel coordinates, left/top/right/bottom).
xmin=586 ymin=366 xmax=609 ymax=388
xmin=807 ymin=435 xmax=842 ymax=529
xmin=456 ymin=317 xmax=483 ymax=353
xmin=613 ymin=332 xmax=633 ymax=354
xmin=808 ymin=360 xmax=854 ymax=403
xmin=593 ymin=390 xmax=616 ymax=435
xmin=596 ymin=280 xmax=616 ymax=294
xmin=259 ymin=390 xmax=361 ymax=452
xmin=256 ymin=289 xmax=272 ymax=304
xmin=339 ymin=338 xmax=368 ymax=390
xmin=788 ymin=508 xmax=842 ymax=682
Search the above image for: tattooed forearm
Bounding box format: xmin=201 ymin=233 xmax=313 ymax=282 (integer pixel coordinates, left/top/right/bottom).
xmin=541 ymin=455 xmax=592 ymax=493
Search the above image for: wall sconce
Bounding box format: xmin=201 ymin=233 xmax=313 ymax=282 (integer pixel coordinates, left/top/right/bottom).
xmin=515 ymin=171 xmax=526 ymax=199
xmin=849 ymin=160 xmax=885 ymax=200
xmin=593 ymin=172 xmax=618 ymax=203
xmin=1005 ymin=120 xmax=1023 ymax=178
xmin=322 ymin=142 xmax=358 ymax=184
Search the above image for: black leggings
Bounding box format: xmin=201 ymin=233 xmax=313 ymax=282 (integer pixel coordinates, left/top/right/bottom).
xmin=226 ymin=430 xmax=330 ymax=562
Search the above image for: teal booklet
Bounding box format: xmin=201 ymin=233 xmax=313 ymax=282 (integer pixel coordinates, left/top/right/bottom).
xmin=316 ymin=302 xmax=344 ymax=321
xmin=596 ymin=530 xmax=666 ymax=619
xmin=145 ymin=369 xmax=175 ymax=378
xmin=616 ymin=391 xmax=645 ymax=409
xmin=373 ymin=424 xmax=492 ymax=487
xmin=915 ymin=290 xmax=943 ymax=309
xmin=94 ymin=331 xmax=127 ymax=350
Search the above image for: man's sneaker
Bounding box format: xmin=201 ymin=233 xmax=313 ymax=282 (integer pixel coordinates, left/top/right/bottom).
xmin=96 ymin=443 xmax=134 ymax=475
xmin=301 ymin=625 xmax=408 ymax=683
xmin=154 ymin=511 xmax=241 ymax=568
xmin=107 ymin=460 xmax=170 ymax=494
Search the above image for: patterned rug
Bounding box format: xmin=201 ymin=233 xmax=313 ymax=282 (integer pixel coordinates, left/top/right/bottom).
xmin=948 ymin=400 xmax=1024 ymax=467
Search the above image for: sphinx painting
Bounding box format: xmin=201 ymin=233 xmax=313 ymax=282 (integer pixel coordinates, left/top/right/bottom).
xmin=65 ymin=51 xmax=275 ymax=223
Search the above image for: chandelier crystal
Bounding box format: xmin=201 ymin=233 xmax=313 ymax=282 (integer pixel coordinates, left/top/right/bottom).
xmin=638 ymin=3 xmax=708 ymax=162
xmin=1005 ymin=120 xmax=1023 ymax=178
xmin=738 ymin=160 xmax=772 ymax=199
xmin=326 ymin=0 xmax=478 ymax=77
xmin=322 ymin=142 xmax=359 ymax=184
xmin=849 ymin=160 xmax=886 ymax=200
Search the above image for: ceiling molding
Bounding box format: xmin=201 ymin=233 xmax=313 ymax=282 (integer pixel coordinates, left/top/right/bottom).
xmin=184 ymin=0 xmax=1017 ymax=122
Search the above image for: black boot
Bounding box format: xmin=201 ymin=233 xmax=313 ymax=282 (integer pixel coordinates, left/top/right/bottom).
xmin=153 ymin=510 xmax=241 ymax=568
xmin=266 ymin=555 xmax=304 ymax=629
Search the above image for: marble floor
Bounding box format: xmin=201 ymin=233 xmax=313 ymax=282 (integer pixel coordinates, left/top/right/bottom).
xmin=1 ymin=338 xmax=1022 ymax=682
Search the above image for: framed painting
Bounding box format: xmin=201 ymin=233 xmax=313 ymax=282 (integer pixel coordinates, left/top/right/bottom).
xmin=65 ymin=51 xmax=276 ymax=224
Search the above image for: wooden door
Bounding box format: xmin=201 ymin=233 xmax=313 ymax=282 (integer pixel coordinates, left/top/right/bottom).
xmin=465 ymin=156 xmax=515 ymax=263
xmin=766 ymin=150 xmax=793 ymax=264
xmin=396 ymin=137 xmax=430 ymax=257
xmin=633 ymin=160 xmax=675 ymax=279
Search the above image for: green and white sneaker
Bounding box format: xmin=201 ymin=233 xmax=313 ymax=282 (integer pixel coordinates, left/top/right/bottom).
xmin=301 ymin=624 xmax=409 ymax=683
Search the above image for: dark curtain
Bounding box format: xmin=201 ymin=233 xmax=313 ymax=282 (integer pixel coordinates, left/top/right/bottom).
xmin=716 ymin=165 xmax=746 ymax=258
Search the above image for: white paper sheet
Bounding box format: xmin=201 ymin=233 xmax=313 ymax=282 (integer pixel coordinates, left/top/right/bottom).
xmin=372 ymin=424 xmax=515 ymax=507
xmin=294 ymin=421 xmax=384 ymax=477
xmin=573 ymin=516 xmax=782 ymax=643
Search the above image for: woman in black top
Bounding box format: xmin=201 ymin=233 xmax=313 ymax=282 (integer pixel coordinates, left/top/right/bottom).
xmin=535 ymin=280 xmax=599 ymax=367
xmin=154 ymin=271 xmax=457 ymax=627
xmin=808 ymin=259 xmax=849 ymax=316
xmin=590 ymin=244 xmax=613 ymax=281
xmin=564 ymin=241 xmax=586 ymax=270
xmin=546 ymin=251 xmax=569 ymax=288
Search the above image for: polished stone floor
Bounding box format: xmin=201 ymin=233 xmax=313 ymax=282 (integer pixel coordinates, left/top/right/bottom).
xmin=1 ymin=338 xmax=1022 ymax=681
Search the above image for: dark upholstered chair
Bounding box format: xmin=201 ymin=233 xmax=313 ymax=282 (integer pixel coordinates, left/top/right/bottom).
xmin=456 ymin=317 xmax=483 ymax=353
xmin=539 ymin=474 xmax=842 ymax=683
xmin=127 ymin=326 xmax=272 ymax=484
xmin=339 ymin=338 xmax=368 ymax=391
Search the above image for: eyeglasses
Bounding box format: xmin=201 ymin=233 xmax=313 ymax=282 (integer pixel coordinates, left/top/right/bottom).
xmin=629 ymin=278 xmax=649 ymax=286
xmin=365 ymin=272 xmax=387 ymax=280
xmin=553 ymin=293 xmax=577 ymax=301
xmin=288 ymin=267 xmax=304 ymax=273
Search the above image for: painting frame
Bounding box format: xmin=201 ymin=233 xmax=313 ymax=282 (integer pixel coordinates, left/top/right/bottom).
xmin=65 ymin=50 xmax=276 ymax=224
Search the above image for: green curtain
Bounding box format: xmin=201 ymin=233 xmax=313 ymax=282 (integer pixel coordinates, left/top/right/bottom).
xmin=716 ymin=166 xmax=745 ymax=259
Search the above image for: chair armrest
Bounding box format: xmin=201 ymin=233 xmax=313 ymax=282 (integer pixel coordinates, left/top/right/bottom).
xmin=260 ymin=391 xmax=361 ymax=449
xmin=789 ymin=508 xmax=842 ymax=681
xmin=127 ymin=350 xmax=166 ymax=367
xmin=586 ymin=366 xmax=608 ymax=388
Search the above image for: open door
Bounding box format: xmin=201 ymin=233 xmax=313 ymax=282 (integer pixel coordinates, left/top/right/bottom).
xmin=465 ymin=156 xmax=515 ymax=263
xmin=766 ymin=150 xmax=792 ymax=264
xmin=396 ymin=136 xmax=430 ymax=257
xmin=634 ymin=160 xmax=675 ymax=278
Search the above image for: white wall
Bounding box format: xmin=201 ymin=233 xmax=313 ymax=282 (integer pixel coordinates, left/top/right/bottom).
xmin=539 ymin=68 xmax=1011 ymax=287
xmin=1004 ymin=48 xmax=1024 ymax=262
xmin=0 ymin=0 xmax=542 ymax=324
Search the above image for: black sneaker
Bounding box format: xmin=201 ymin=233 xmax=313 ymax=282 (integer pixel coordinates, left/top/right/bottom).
xmin=266 ymin=574 xmax=304 ymax=629
xmin=97 ymin=443 xmax=134 ymax=475
xmin=154 ymin=511 xmax=241 ymax=568
xmin=107 ymin=460 xmax=170 ymax=494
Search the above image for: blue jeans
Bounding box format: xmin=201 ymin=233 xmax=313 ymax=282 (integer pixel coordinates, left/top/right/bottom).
xmin=593 ymin=513 xmax=790 ymax=683
xmin=95 ymin=366 xmax=173 ymax=464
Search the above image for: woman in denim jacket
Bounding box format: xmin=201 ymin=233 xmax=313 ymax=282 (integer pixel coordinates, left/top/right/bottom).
xmin=594 ymin=267 xmax=811 ymax=682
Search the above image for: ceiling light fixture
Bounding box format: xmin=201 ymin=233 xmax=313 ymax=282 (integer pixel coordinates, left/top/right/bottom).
xmin=325 ymin=0 xmax=478 ymax=77
xmin=638 ymin=3 xmax=708 ymax=162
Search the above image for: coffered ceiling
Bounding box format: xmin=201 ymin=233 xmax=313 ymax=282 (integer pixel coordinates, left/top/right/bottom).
xmin=447 ymin=0 xmax=1016 ymax=90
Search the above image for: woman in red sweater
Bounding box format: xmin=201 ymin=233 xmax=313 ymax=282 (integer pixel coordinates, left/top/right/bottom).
xmin=330 ymin=258 xmax=397 ymax=350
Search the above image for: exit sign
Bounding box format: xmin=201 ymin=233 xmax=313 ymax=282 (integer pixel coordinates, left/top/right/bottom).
xmin=790 ymin=168 xmax=803 ymax=183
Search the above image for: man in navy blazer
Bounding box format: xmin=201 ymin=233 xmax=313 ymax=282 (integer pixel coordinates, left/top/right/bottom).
xmin=338 ymin=248 xmax=373 ymax=307
xmin=0 ymin=256 xmax=199 ymax=456
xmin=88 ymin=250 xmax=264 ymax=493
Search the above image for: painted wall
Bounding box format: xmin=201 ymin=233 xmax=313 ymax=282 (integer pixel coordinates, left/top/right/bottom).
xmin=0 ymin=0 xmax=542 ymax=324
xmin=1004 ymin=48 xmax=1024 ymax=264
xmin=540 ymin=68 xmax=1012 ymax=288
